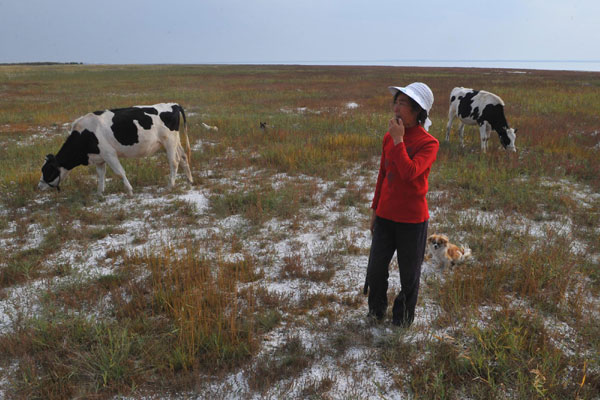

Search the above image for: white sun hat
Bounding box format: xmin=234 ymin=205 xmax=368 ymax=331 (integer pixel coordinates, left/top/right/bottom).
xmin=388 ymin=82 xmax=434 ymax=130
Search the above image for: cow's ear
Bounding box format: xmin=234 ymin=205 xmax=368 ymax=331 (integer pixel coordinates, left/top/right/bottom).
xmin=46 ymin=154 xmax=59 ymax=166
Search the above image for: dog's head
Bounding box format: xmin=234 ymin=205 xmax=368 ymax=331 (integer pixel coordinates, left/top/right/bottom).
xmin=427 ymin=234 xmax=449 ymax=250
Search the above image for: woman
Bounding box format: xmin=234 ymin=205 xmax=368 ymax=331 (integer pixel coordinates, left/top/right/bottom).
xmin=365 ymin=82 xmax=439 ymax=327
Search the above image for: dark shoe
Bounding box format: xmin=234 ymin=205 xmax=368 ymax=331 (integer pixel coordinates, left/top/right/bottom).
xmin=392 ymin=293 xmax=412 ymax=328
xmin=366 ymin=310 xmax=385 ymax=324
xmin=391 ymin=317 xmax=412 ymax=328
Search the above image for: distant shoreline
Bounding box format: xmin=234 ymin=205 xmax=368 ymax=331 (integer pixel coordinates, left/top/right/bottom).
xmin=216 ymin=59 xmax=600 ymax=72
xmin=1 ymin=60 xmax=599 ymax=72
xmin=0 ymin=62 xmax=83 ymax=66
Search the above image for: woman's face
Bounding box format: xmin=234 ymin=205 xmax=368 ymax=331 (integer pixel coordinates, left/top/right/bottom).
xmin=393 ymin=93 xmax=418 ymax=127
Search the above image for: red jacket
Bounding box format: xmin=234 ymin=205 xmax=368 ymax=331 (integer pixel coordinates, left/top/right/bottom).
xmin=371 ymin=125 xmax=439 ymax=223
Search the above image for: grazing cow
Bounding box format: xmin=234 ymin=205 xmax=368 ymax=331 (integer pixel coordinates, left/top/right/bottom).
xmin=445 ymin=87 xmax=517 ymax=152
xmin=38 ymin=103 xmax=193 ymax=195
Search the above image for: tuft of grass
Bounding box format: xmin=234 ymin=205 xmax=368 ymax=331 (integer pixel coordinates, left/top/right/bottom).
xmin=1 ymin=248 xmax=44 ymax=288
xmin=140 ymin=246 xmax=259 ymax=370
xmin=248 ymin=335 xmax=313 ymax=392
xmin=281 ymin=252 xmax=336 ymax=283
xmin=256 ymin=309 xmax=282 ymax=333
xmin=3 ymin=314 xmax=143 ymax=399
xmin=80 ymin=325 xmax=139 ymax=392
xmin=210 ymin=183 xmax=310 ymax=225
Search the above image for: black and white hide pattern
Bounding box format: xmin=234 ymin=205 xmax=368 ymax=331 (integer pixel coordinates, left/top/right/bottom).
xmin=445 ymin=87 xmax=517 ymax=152
xmin=38 ymin=103 xmax=193 ymax=195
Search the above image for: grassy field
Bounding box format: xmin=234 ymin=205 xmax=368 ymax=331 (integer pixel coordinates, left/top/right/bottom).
xmin=0 ymin=64 xmax=599 ymax=399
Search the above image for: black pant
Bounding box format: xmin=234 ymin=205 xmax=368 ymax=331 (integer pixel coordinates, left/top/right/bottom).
xmin=366 ymin=217 xmax=428 ymax=326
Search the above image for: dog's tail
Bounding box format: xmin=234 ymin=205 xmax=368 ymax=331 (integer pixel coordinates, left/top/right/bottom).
xmin=459 ymin=246 xmax=472 ymax=262
xmin=202 ymin=122 xmax=219 ymax=131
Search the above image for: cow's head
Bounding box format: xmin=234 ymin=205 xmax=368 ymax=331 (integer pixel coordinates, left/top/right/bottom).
xmin=38 ymin=154 xmax=63 ymax=191
xmin=501 ymin=128 xmax=517 ymax=152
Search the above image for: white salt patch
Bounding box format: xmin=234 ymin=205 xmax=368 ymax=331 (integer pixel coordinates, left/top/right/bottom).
xmin=219 ymin=215 xmax=247 ymax=230
xmin=544 ymin=319 xmax=579 ymax=358
xmin=23 ymin=224 xmax=45 ymax=250
xmin=176 ymin=190 xmax=209 ymax=213
xmin=0 ymin=280 xmax=46 ymax=334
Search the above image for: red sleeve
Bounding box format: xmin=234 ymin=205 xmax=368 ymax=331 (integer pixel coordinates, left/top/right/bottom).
xmin=386 ymin=139 xmax=439 ymax=182
xmin=371 ymin=134 xmax=389 ymax=209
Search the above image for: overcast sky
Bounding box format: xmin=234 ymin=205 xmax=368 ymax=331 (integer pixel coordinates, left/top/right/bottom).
xmin=1 ymin=0 xmax=598 ymax=64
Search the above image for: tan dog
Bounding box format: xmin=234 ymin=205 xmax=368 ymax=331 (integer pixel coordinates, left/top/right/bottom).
xmin=427 ymin=234 xmax=471 ymax=269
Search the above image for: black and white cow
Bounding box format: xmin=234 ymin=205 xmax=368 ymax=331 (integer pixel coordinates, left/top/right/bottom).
xmin=445 ymin=87 xmax=517 ymax=152
xmin=38 ymin=103 xmax=193 ymax=195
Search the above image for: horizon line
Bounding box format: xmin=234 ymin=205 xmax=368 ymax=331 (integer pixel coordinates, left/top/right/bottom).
xmin=3 ymin=59 xmax=600 ymax=65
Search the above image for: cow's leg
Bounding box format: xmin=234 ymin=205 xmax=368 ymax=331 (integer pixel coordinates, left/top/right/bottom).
xmin=486 ymin=124 xmax=493 ymax=151
xmin=104 ymin=153 xmax=134 ymax=195
xmin=458 ymin=122 xmax=465 ymax=146
xmin=96 ymin=163 xmax=107 ymax=194
xmin=177 ymin=145 xmax=193 ymax=184
xmin=165 ymin=143 xmax=180 ymax=188
xmin=445 ymin=113 xmax=455 ymax=142
xmin=479 ymin=124 xmax=489 ymax=153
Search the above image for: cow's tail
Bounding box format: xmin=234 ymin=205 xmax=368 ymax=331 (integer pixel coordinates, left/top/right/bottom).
xmin=177 ymin=104 xmax=191 ymax=163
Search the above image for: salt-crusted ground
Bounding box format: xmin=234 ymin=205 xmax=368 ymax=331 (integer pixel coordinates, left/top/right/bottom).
xmin=1 ymin=152 xmax=598 ymax=399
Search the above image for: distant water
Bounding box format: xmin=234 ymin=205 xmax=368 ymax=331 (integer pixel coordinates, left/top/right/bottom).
xmin=252 ymin=59 xmax=600 ymax=72
xmin=378 ymin=60 xmax=600 ymax=72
